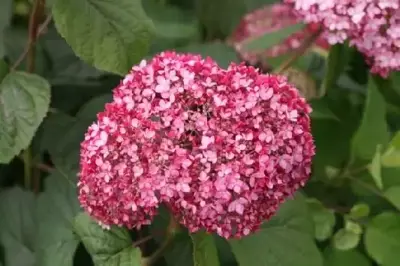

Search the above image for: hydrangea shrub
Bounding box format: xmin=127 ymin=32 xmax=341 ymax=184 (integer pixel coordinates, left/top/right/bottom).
xmin=0 ymin=0 xmax=400 ymax=266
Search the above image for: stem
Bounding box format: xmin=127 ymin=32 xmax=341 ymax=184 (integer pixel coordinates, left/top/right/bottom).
xmin=346 ymin=174 xmax=385 ymax=199
xmin=11 ymin=13 xmax=51 ymax=71
xmin=33 ymin=167 xmax=41 ymax=193
xmin=274 ymin=29 xmax=323 ymax=75
xmin=23 ymin=149 xmax=32 ymax=189
xmin=144 ymin=215 xmax=178 ymax=265
xmin=21 ymin=0 xmax=46 ymax=193
xmin=18 ymin=155 xmax=55 ymax=173
xmin=133 ymin=235 xmax=153 ymax=248
xmin=27 ymin=0 xmax=46 ymax=72
xmin=36 ymin=162 xmax=54 ymax=172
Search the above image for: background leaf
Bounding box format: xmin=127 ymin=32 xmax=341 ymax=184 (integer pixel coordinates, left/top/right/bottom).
xmin=307 ymin=199 xmax=336 ymax=241
xmin=229 ymin=194 xmax=323 ymax=266
xmin=41 ymin=26 xmax=104 ymax=83
xmin=381 ymin=132 xmax=400 ymax=167
xmin=176 ymin=42 xmax=239 ymax=69
xmin=244 ymin=23 xmax=305 ymax=51
xmin=333 ymin=229 xmax=360 ymax=251
xmin=0 ymin=71 xmax=51 ymax=163
xmin=143 ymin=0 xmax=200 ymax=54
xmin=351 ymin=75 xmax=389 ymax=161
xmin=310 ymin=100 xmax=339 ymax=121
xmin=0 ymin=187 xmax=36 ymax=266
xmin=191 ymin=232 xmax=220 ymax=266
xmin=320 ymin=43 xmax=351 ymax=95
xmin=367 ymin=145 xmax=383 ymax=190
xmin=364 ymin=212 xmax=400 ymax=264
xmin=0 ymin=0 xmax=13 ymax=57
xmin=323 ymin=247 xmax=372 ymax=266
xmin=73 ymin=213 xmax=142 ymax=266
xmin=35 ymin=169 xmax=80 ymax=266
xmin=52 ymin=0 xmax=155 ymax=75
xmin=383 ymin=187 xmax=400 ymax=211
xmin=150 ymin=206 xmax=194 ymax=266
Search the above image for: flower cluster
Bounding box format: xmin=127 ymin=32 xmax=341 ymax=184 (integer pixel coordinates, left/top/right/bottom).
xmin=230 ymin=3 xmax=329 ymax=66
xmin=284 ymin=0 xmax=400 ymax=77
xmin=78 ymin=51 xmax=315 ymax=238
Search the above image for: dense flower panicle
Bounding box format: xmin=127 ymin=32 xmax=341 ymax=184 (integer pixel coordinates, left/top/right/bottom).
xmin=166 ymin=63 xmax=315 ymax=238
xmin=230 ymin=3 xmax=329 ymax=65
xmin=78 ymin=52 xmax=219 ymax=229
xmin=78 ymin=51 xmax=315 ymax=238
xmin=78 ymin=106 xmax=163 ymax=229
xmin=284 ymin=0 xmax=400 ymax=77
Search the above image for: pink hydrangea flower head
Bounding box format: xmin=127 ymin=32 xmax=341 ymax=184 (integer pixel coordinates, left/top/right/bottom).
xmin=78 ymin=51 xmax=315 ymax=239
xmin=284 ymin=0 xmax=400 ymax=77
xmin=78 ymin=52 xmax=221 ymax=229
xmin=156 ymin=61 xmax=315 ymax=239
xmin=78 ymin=105 xmax=164 ymax=229
xmin=230 ymin=3 xmax=329 ymax=66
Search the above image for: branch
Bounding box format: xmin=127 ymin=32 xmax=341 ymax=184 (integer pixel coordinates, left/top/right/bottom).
xmin=11 ymin=13 xmax=52 ymax=71
xmin=36 ymin=162 xmax=55 ymax=173
xmin=133 ymin=235 xmax=153 ymax=248
xmin=21 ymin=0 xmax=47 ymax=193
xmin=143 ymin=215 xmax=178 ymax=265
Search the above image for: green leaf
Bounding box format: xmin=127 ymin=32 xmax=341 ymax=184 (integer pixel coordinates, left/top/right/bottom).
xmin=0 ymin=71 xmax=51 ymax=163
xmin=333 ymin=229 xmax=360 ymax=251
xmin=76 ymin=94 xmax=112 ymax=121
xmin=0 ymin=60 xmax=8 ymax=81
xmin=373 ymin=74 xmax=400 ymax=115
xmin=381 ymin=132 xmax=400 ymax=167
xmin=176 ymin=42 xmax=239 ymax=69
xmin=310 ymin=100 xmax=339 ymax=121
xmin=229 ymin=194 xmax=323 ymax=266
xmin=40 ymin=112 xmax=91 ymax=172
xmin=384 ymin=186 xmax=400 ymax=211
xmin=42 ymin=26 xmax=104 ymax=82
xmin=213 ymin=237 xmax=236 ymax=266
xmin=0 ymin=0 xmax=13 ymax=57
xmin=47 ymin=93 xmax=114 ymax=169
xmin=73 ymin=212 xmax=143 ymax=266
xmin=244 ymin=23 xmax=305 ymax=51
xmin=191 ymin=232 xmax=220 ymax=266
xmin=52 ymin=0 xmax=155 ymax=75
xmin=36 ymin=169 xmax=80 ymax=266
xmin=351 ymin=75 xmax=389 ymax=161
xmin=0 ymin=0 xmax=12 ymax=30
xmin=344 ymin=220 xmax=362 ymax=235
xmin=383 ymin=255 xmax=400 ymax=266
xmin=320 ymin=43 xmax=350 ymax=95
xmin=0 ymin=187 xmax=36 ymax=266
xmin=364 ymin=212 xmax=400 ymax=264
xmin=143 ymin=0 xmax=200 ymax=53
xmin=367 ymin=145 xmax=383 ymax=190
xmin=323 ymin=247 xmax=372 ymax=266
xmin=306 ymin=198 xmax=336 ymax=241
xmin=311 ymin=91 xmax=361 ymax=180
xmin=151 ymin=206 xmax=194 ymax=266
xmin=195 ymin=0 xmax=247 ymax=37
xmin=348 ymin=203 xmax=370 ymax=219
